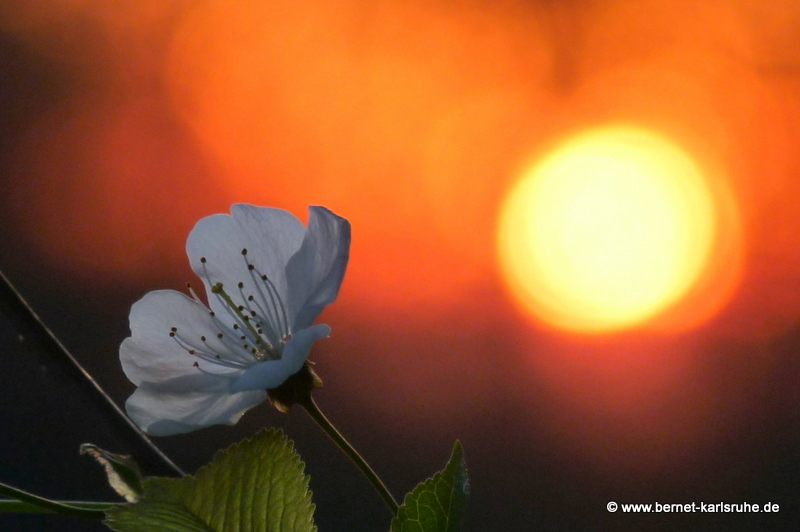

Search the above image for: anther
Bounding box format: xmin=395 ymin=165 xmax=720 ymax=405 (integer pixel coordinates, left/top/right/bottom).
xmin=247 ymin=295 xmax=254 ymax=301
xmin=188 ymin=349 xmax=196 ymax=354
xmin=200 ymin=257 xmax=207 ymax=264
xmin=210 ymin=311 xmax=215 ymax=317
xmin=241 ymin=248 xmax=248 ymax=255
xmin=169 ymin=332 xmax=175 ymax=337
xmin=217 ymin=333 xmax=223 ymax=338
xmin=261 ymin=274 xmax=268 ymax=281
xmin=238 ymin=282 xmax=244 ymax=288
xmin=193 ymin=361 xmax=199 ymax=367
xmin=211 ymin=282 xmax=223 ymax=294
xmin=200 ymin=336 xmax=206 ymax=342
xmin=233 ymin=324 xmax=239 ymax=330
xmin=248 ymin=264 xmax=255 ymax=271
xmin=171 ymin=327 xmax=177 ymax=332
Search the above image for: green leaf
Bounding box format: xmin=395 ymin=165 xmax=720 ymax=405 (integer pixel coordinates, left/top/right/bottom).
xmin=81 ymin=444 xmax=144 ymax=502
xmin=104 ymin=429 xmax=316 ymax=532
xmin=390 ymin=441 xmax=469 ymax=532
xmin=0 ymin=479 xmax=111 ymax=519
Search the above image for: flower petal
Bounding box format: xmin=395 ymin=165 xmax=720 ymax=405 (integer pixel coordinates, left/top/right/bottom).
xmin=186 ymin=205 xmax=305 ymax=318
xmin=121 ymin=290 xmax=248 ymax=386
xmin=230 ymin=323 xmax=331 ymax=392
xmin=285 ymin=206 xmax=351 ymax=329
xmin=125 ymin=376 xmax=266 ymax=436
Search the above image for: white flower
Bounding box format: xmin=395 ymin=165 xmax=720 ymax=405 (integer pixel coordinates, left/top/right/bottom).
xmin=120 ymin=205 xmax=350 ymax=436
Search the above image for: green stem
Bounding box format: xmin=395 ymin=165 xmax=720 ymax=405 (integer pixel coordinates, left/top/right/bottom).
xmin=0 ymin=482 xmax=111 ymax=519
xmin=297 ymin=395 xmax=399 ymax=514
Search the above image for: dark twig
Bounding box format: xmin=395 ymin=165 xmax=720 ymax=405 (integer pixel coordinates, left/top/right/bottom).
xmin=0 ymin=270 xmax=184 ymax=476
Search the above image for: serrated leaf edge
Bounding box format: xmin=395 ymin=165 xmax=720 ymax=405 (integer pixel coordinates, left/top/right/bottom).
xmin=104 ymin=429 xmax=317 ymax=532
xmin=390 ymin=441 xmax=468 ymax=532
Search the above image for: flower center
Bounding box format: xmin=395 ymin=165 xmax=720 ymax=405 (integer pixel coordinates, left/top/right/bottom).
xmin=170 ymin=249 xmax=293 ymax=370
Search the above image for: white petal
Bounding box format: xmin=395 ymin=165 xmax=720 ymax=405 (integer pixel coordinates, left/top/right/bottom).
xmin=285 ymin=207 xmax=351 ymax=329
xmin=186 ymin=205 xmax=305 ymax=318
xmin=230 ymin=324 xmax=331 ymax=392
xmin=120 ymin=290 xmax=247 ymax=386
xmin=126 ymin=377 xmax=266 ymax=436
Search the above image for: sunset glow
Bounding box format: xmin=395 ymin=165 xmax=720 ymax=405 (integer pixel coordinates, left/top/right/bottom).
xmin=498 ymin=126 xmax=718 ymax=333
xmin=5 ymin=0 xmax=800 ymax=497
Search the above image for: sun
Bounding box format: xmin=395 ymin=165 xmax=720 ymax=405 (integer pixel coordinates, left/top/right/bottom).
xmin=497 ymin=126 xmax=717 ymax=333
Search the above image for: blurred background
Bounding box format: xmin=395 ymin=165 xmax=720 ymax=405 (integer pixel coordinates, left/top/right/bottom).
xmin=2 ymin=0 xmax=800 ymax=530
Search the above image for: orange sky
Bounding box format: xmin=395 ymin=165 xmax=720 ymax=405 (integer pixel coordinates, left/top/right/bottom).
xmin=3 ymin=0 xmax=800 ymax=474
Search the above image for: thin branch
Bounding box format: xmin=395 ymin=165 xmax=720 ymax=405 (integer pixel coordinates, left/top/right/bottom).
xmin=0 ymin=269 xmax=184 ymax=476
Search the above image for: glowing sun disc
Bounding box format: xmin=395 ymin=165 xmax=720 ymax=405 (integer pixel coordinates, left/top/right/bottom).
xmin=498 ymin=126 xmax=717 ymax=333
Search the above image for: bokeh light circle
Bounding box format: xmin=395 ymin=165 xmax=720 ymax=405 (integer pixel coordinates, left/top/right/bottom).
xmin=498 ymin=126 xmax=718 ymax=333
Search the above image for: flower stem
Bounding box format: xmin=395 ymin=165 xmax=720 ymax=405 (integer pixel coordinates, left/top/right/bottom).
xmin=296 ymin=395 xmax=399 ymax=514
xmin=0 ymin=270 xmax=184 ymax=477
xmin=0 ymin=481 xmax=112 ymax=519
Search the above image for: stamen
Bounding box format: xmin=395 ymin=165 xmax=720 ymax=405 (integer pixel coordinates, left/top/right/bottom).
xmin=238 ymin=254 xmax=285 ymax=344
xmin=260 ymin=274 xmax=290 ymax=340
xmin=211 ymin=282 xmax=276 ymax=358
xmin=186 ymin=282 xmax=202 ymax=303
xmin=234 ymin=280 xmax=271 ymax=342
xmin=204 ymin=314 xmax=262 ymax=365
xmin=244 ymin=290 xmax=280 ymax=345
xmin=191 ymin=251 xmax=295 ymax=364
xmin=170 ymin=328 xmax=248 ymax=369
xmin=244 ymin=263 xmax=289 ymax=343
xmin=193 ymin=360 xmax=236 ymax=376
